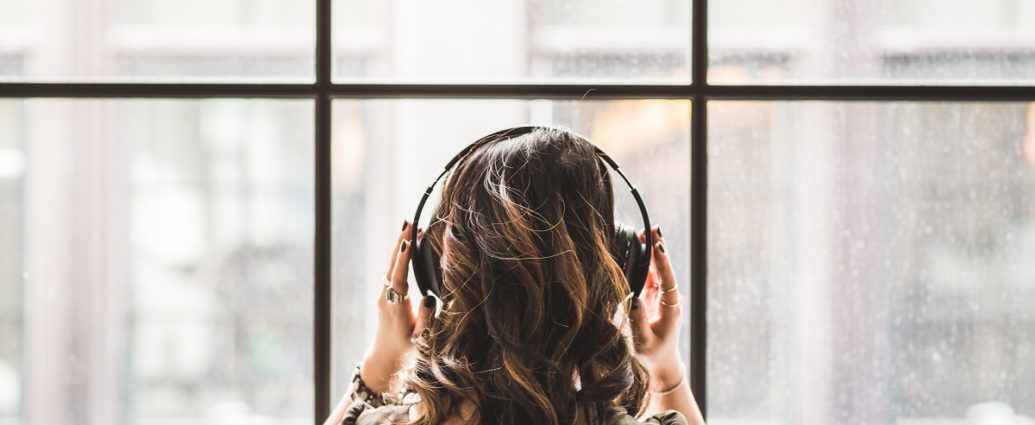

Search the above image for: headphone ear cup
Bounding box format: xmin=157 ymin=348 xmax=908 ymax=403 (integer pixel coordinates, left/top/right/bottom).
xmin=412 ymin=237 xmax=442 ymax=297
xmin=623 ymin=229 xmax=649 ymax=297
xmin=614 ymin=224 xmax=649 ymax=296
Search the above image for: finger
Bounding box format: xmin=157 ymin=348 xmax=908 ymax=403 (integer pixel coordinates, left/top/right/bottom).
xmin=642 ymin=270 xmax=660 ymax=321
xmin=651 ymin=227 xmax=674 ymax=294
xmin=644 ymin=226 xmax=664 ymax=318
xmin=628 ymin=297 xmax=653 ymax=349
xmin=645 ymin=260 xmax=660 ymax=290
xmin=391 ymin=238 xmax=413 ymax=298
xmin=652 ymin=240 xmax=681 ymax=328
xmin=386 ymin=220 xmax=412 ymax=281
xmin=413 ymin=295 xmax=436 ymax=337
xmin=649 ymin=225 xmax=663 ymax=247
xmin=644 ymin=226 xmax=663 ymax=289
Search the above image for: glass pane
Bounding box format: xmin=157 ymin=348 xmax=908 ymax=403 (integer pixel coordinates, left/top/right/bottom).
xmin=0 ymin=101 xmax=21 ymax=422
xmin=333 ymin=0 xmax=690 ymax=82
xmin=710 ymin=0 xmax=1035 ymax=84
xmin=708 ymin=101 xmax=1035 ymax=424
xmin=0 ymin=99 xmax=313 ymax=424
xmin=0 ymin=0 xmax=313 ymax=82
xmin=331 ymin=99 xmax=691 ymax=403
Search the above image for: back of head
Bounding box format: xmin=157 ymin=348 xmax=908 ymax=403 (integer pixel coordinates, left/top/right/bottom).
xmin=408 ymin=127 xmax=648 ymax=425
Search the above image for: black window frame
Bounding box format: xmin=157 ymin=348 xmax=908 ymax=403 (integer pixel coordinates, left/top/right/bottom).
xmin=3 ymin=0 xmax=1035 ymax=423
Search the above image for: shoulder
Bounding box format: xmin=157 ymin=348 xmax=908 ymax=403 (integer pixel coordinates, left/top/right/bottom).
xmin=618 ymin=409 xmax=689 ymax=425
xmin=338 ymin=399 xmax=412 ymax=425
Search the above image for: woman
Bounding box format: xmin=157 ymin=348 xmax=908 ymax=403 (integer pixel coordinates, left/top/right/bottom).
xmin=325 ymin=127 xmax=706 ymax=425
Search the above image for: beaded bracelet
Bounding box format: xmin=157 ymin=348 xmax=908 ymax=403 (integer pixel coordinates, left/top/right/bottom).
xmin=348 ymin=363 xmax=388 ymax=408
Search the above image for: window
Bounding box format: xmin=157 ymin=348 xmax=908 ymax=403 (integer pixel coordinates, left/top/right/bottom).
xmin=1 ymin=1 xmax=1033 ymax=425
xmin=0 ymin=0 xmax=313 ymax=82
xmin=711 ymin=0 xmax=1035 ymax=84
xmin=332 ymin=0 xmax=690 ymax=81
xmin=708 ymin=101 xmax=1035 ymax=423
xmin=1 ymin=99 xmax=313 ymax=424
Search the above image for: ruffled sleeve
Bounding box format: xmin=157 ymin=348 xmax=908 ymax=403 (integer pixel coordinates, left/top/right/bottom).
xmin=341 ymin=400 xmax=687 ymax=425
xmin=636 ymin=409 xmax=689 ymax=425
xmin=339 ymin=399 xmax=411 ymax=425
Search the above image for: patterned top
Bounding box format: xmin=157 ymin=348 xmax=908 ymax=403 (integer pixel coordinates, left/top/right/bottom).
xmin=339 ymin=399 xmax=689 ymax=425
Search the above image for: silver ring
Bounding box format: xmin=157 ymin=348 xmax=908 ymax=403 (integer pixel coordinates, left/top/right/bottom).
xmin=385 ymin=286 xmax=408 ymax=304
xmin=659 ymin=285 xmax=678 ymax=295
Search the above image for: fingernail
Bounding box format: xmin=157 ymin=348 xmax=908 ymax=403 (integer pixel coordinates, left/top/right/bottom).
xmin=401 ymin=241 xmax=408 ymax=252
xmin=656 ymin=226 xmax=663 ymax=237
xmin=423 ymin=295 xmax=435 ymax=308
xmin=658 ymin=243 xmax=666 ymax=253
xmin=401 ymin=220 xmax=409 ymax=231
xmin=631 ymin=298 xmax=640 ymax=310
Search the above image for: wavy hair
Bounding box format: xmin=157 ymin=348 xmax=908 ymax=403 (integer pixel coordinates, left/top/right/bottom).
xmin=405 ymin=127 xmax=649 ymax=425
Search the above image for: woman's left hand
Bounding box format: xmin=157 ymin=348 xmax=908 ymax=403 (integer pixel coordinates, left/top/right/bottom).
xmin=359 ymin=220 xmax=437 ymax=394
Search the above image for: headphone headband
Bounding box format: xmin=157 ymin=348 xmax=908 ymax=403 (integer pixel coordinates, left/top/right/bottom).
xmin=409 ymin=125 xmax=654 ymax=298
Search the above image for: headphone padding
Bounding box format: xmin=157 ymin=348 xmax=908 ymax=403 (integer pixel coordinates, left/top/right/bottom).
xmin=624 ymin=229 xmax=649 ymax=297
xmin=413 ymin=237 xmax=442 ymax=297
xmin=614 ymin=224 xmax=649 ymax=296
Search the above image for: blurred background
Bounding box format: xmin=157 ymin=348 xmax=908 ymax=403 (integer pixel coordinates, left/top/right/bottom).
xmin=0 ymin=0 xmax=1033 ymax=424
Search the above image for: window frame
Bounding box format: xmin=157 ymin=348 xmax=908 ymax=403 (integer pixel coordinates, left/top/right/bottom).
xmin=3 ymin=0 xmax=1035 ymax=423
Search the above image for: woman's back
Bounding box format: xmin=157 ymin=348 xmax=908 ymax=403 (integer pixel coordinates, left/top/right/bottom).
xmin=324 ymin=127 xmax=705 ymax=425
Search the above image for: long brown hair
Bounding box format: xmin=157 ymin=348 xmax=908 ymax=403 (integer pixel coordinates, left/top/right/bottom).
xmin=407 ymin=127 xmax=648 ymax=425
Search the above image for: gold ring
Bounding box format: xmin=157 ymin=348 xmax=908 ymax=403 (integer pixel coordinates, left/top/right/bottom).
xmin=385 ymin=286 xmax=408 ymax=304
xmin=659 ymin=294 xmax=680 ymax=308
xmin=659 ymin=285 xmax=678 ymax=295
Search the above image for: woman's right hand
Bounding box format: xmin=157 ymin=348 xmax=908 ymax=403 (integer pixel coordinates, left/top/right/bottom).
xmin=628 ymin=226 xmax=686 ymax=391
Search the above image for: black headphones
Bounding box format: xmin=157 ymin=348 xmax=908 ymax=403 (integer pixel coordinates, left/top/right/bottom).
xmin=408 ymin=126 xmax=654 ymax=299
